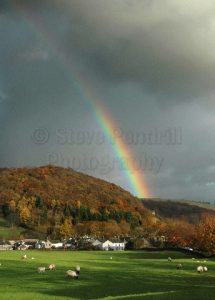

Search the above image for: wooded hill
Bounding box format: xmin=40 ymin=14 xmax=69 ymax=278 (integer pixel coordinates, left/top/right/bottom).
xmin=2 ymin=165 xmax=215 ymax=251
xmin=0 ymin=165 xmax=154 ymax=239
xmin=142 ymin=198 xmax=215 ymax=223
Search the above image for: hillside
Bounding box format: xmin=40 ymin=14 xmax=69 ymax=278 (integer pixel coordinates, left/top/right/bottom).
xmin=0 ymin=165 xmax=153 ymax=239
xmin=142 ymin=198 xmax=215 ymax=223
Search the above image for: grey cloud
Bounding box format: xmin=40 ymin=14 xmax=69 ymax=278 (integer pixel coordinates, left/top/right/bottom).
xmin=60 ymin=0 xmax=215 ymax=101
xmin=3 ymin=1 xmax=215 ymax=101
xmin=0 ymin=0 xmax=52 ymax=12
xmin=0 ymin=90 xmax=8 ymax=103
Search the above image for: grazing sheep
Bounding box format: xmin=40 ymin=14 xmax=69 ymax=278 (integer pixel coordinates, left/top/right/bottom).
xmin=22 ymin=254 xmax=27 ymax=259
xmin=197 ymin=266 xmax=204 ymax=273
xmin=177 ymin=263 xmax=182 ymax=270
xmin=203 ymin=266 xmax=208 ymax=272
xmin=75 ymin=265 xmax=80 ymax=274
xmin=38 ymin=267 xmax=46 ymax=273
xmin=48 ymin=264 xmax=56 ymax=270
xmin=192 ymin=258 xmax=195 ymax=260
xmin=168 ymin=257 xmax=172 ymax=262
xmin=66 ymin=270 xmax=78 ymax=279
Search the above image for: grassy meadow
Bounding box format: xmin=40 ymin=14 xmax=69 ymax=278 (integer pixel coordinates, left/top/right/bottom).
xmin=0 ymin=250 xmax=215 ymax=300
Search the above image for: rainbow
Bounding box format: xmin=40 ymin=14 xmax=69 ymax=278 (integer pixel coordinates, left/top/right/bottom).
xmin=10 ymin=2 xmax=150 ymax=198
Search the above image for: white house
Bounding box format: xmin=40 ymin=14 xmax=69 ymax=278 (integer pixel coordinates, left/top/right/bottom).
xmin=51 ymin=242 xmax=63 ymax=249
xmin=101 ymin=240 xmax=126 ymax=251
xmin=44 ymin=240 xmax=52 ymax=249
xmin=101 ymin=240 xmax=113 ymax=250
xmin=110 ymin=242 xmax=125 ymax=251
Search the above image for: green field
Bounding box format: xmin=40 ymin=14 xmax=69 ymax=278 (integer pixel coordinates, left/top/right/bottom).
xmin=0 ymin=250 xmax=214 ymax=300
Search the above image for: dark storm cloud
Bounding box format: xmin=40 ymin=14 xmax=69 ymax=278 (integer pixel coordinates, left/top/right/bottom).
xmin=3 ymin=0 xmax=215 ymax=101
xmin=58 ymin=0 xmax=215 ymax=101
xmin=0 ymin=0 xmax=51 ymax=12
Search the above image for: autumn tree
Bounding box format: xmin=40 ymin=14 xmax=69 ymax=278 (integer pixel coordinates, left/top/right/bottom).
xmin=103 ymin=220 xmax=121 ymax=238
xmin=195 ymin=213 xmax=215 ymax=253
xmin=19 ymin=207 xmax=31 ymax=226
xmin=9 ymin=200 xmax=16 ymax=213
xmin=161 ymin=219 xmax=196 ymax=248
xmin=119 ymin=220 xmax=130 ymax=236
xmin=35 ymin=195 xmax=44 ymax=209
xmin=5 ymin=199 xmax=17 ymax=228
xmin=59 ymin=218 xmax=74 ymax=239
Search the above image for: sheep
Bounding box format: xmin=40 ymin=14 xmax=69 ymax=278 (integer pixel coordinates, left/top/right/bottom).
xmin=22 ymin=254 xmax=27 ymax=259
xmin=197 ymin=266 xmax=204 ymax=273
xmin=75 ymin=265 xmax=80 ymax=274
xmin=167 ymin=257 xmax=172 ymax=262
xmin=192 ymin=258 xmax=195 ymax=260
xmin=66 ymin=270 xmax=78 ymax=279
xmin=110 ymin=257 xmax=112 ymax=260
xmin=177 ymin=263 xmax=182 ymax=270
xmin=31 ymin=257 xmax=35 ymax=260
xmin=38 ymin=267 xmax=46 ymax=273
xmin=48 ymin=264 xmax=56 ymax=270
xmin=197 ymin=265 xmax=208 ymax=273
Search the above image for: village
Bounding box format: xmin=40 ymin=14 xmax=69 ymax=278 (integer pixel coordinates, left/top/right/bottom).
xmin=0 ymin=236 xmax=127 ymax=251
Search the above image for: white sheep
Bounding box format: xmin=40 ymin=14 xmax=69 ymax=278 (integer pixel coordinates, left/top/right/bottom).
xmin=203 ymin=266 xmax=208 ymax=272
xmin=66 ymin=270 xmax=78 ymax=279
xmin=75 ymin=265 xmax=80 ymax=274
xmin=48 ymin=264 xmax=56 ymax=270
xmin=38 ymin=267 xmax=46 ymax=273
xmin=177 ymin=263 xmax=182 ymax=269
xmin=168 ymin=257 xmax=172 ymax=262
xmin=197 ymin=266 xmax=204 ymax=273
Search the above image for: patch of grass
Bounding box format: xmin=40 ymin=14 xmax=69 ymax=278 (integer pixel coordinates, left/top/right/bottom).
xmin=0 ymin=217 xmax=8 ymax=227
xmin=0 ymin=250 xmax=214 ymax=299
xmin=0 ymin=217 xmax=24 ymax=239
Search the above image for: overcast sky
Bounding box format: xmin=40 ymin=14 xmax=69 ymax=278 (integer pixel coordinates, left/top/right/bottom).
xmin=1 ymin=0 xmax=215 ymax=202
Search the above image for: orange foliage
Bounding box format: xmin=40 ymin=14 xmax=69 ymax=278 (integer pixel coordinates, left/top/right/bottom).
xmin=195 ymin=213 xmax=215 ymax=253
xmin=160 ymin=219 xmax=196 ymax=248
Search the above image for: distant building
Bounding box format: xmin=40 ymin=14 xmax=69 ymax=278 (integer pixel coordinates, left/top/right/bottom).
xmin=0 ymin=240 xmax=13 ymax=250
xmin=44 ymin=240 xmax=52 ymax=249
xmin=92 ymin=239 xmax=102 ymax=249
xmin=23 ymin=239 xmax=38 ymax=249
xmin=101 ymin=240 xmax=126 ymax=251
xmin=18 ymin=244 xmax=28 ymax=251
xmin=35 ymin=241 xmax=45 ymax=249
xmin=51 ymin=242 xmax=63 ymax=249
